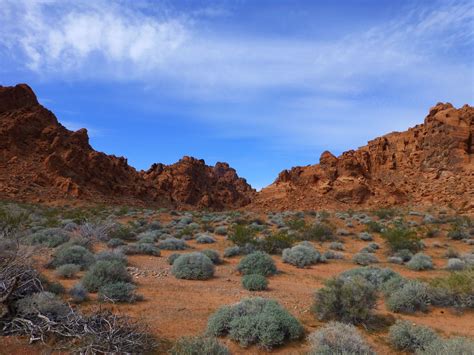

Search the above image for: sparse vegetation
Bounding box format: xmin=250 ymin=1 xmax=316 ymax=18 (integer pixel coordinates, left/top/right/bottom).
xmin=172 ymin=252 xmax=215 ymax=280
xmin=170 ymin=336 xmax=230 ymax=355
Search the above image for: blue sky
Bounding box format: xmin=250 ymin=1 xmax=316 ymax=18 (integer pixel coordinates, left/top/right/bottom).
xmin=1 ymin=0 xmax=473 ymax=190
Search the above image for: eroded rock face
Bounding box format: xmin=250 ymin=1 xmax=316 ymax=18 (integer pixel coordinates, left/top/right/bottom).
xmin=0 ymin=84 xmax=254 ymax=209
xmin=252 ymin=103 xmax=474 ymax=211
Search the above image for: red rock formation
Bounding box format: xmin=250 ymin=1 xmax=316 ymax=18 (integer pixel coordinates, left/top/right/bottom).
xmin=252 ymin=103 xmax=474 ymax=212
xmin=0 ymin=84 xmax=254 ymax=209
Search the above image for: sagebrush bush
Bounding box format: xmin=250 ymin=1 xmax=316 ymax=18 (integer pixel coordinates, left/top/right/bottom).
xmin=299 ymin=223 xmax=335 ymax=242
xmin=236 ymin=251 xmax=277 ymax=276
xmin=340 ymin=266 xmax=400 ymax=290
xmin=123 ymin=243 xmax=161 ymax=256
xmin=70 ymin=283 xmax=88 ymax=303
xmin=167 ymin=253 xmax=181 ymax=265
xmin=259 ymin=231 xmax=295 ymax=254
xmin=313 ymin=275 xmax=377 ymax=324
xmin=98 ymin=282 xmax=140 ymax=303
xmin=207 ymin=297 xmax=303 ymax=349
xmin=95 ymin=250 xmax=127 ymax=265
xmin=49 ymin=245 xmax=95 ymax=269
xmin=15 ymin=291 xmax=69 ymax=320
xmin=82 ymin=260 xmax=132 ymax=292
xmin=172 ymin=252 xmax=215 ymax=280
xmin=282 ymin=244 xmax=320 ymax=268
xmin=200 ymin=249 xmax=221 ymax=264
xmin=323 ymin=250 xmax=344 ymax=260
xmin=446 ymin=258 xmax=466 ymax=271
xmin=416 ymin=337 xmax=474 ymax=355
xmin=26 ymin=228 xmax=70 ymax=247
xmin=196 ymin=234 xmax=216 ymax=244
xmin=352 ymin=252 xmax=378 ymax=266
xmin=158 ymin=237 xmax=189 ymax=250
xmin=308 ymin=321 xmax=375 ymax=355
xmin=386 ymin=280 xmax=430 ymax=313
xmin=388 ymin=320 xmax=438 ymax=352
xmin=55 ymin=263 xmax=81 ymax=278
xmin=329 ymin=242 xmax=344 ymax=251
xmin=382 ymin=227 xmax=421 ymax=253
xmin=107 ymin=238 xmax=125 ymax=248
xmin=407 ymin=253 xmax=433 ymax=271
xmin=241 ymin=274 xmax=268 ymax=291
xmin=365 ymin=221 xmax=383 ymax=233
xmin=214 ymin=226 xmax=228 ymax=236
xmin=170 ymin=336 xmax=230 ymax=355
xmin=223 ymin=246 xmax=241 ymax=258
xmin=109 ymin=224 xmax=135 ymax=241
xmin=394 ymin=249 xmax=413 ymax=262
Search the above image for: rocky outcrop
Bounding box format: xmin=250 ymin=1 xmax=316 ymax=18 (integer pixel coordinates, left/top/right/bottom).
xmin=0 ymin=84 xmax=254 ymax=209
xmin=252 ymin=103 xmax=474 ymax=211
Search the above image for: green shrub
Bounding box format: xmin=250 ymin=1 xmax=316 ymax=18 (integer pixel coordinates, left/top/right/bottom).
xmin=447 ymin=224 xmax=469 ymax=240
xmin=26 ymin=228 xmax=70 ymax=247
xmin=352 ymin=252 xmax=378 ymax=266
xmin=365 ymin=221 xmax=383 ymax=233
xmin=98 ymin=282 xmax=140 ymax=303
xmin=340 ymin=266 xmax=400 ymax=290
xmin=82 ymin=260 xmax=131 ymax=292
xmin=172 ymin=252 xmax=215 ymax=280
xmin=407 ymin=253 xmax=433 ymax=271
xmin=313 ymin=276 xmax=377 ymax=324
xmin=200 ymin=249 xmax=221 ymax=264
xmin=386 ymin=280 xmax=430 ymax=313
xmin=299 ymin=223 xmax=335 ymax=242
xmin=389 ymin=320 xmax=438 ymax=352
xmin=215 ymin=226 xmax=228 ymax=236
xmin=95 ymin=250 xmax=127 ymax=265
xmin=236 ymin=252 xmax=277 ymax=276
xmin=308 ymin=321 xmax=375 ymax=355
xmin=49 ymin=245 xmax=95 ymax=269
xmin=373 ymin=208 xmax=396 ymax=220
xmin=109 ymin=224 xmax=135 ymax=241
xmin=107 ymin=238 xmax=125 ymax=248
xmin=394 ymin=249 xmax=413 ymax=262
xmin=382 ymin=227 xmax=421 ymax=253
xmin=158 ymin=237 xmax=189 ymax=250
xmin=259 ymin=231 xmax=295 ymax=254
xmin=242 ymin=274 xmax=268 ymax=291
xmin=329 ymin=242 xmax=344 ymax=251
xmin=207 ymin=297 xmax=303 ymax=349
xmin=170 ymin=336 xmax=230 ymax=355
xmin=428 ymin=270 xmax=474 ymax=309
xmin=416 ymin=337 xmax=474 ymax=355
xmin=168 ymin=253 xmax=181 ymax=265
xmin=228 ymin=224 xmax=258 ymax=247
xmin=282 ymin=244 xmax=320 ymax=268
xmin=223 ymin=246 xmax=241 ymax=258
xmin=55 ymin=263 xmax=81 ymax=278
xmin=196 ymin=234 xmax=216 ymax=244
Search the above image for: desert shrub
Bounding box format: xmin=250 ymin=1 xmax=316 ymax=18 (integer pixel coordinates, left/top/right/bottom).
xmin=445 ymin=247 xmax=460 ymax=258
xmin=207 ymin=297 xmax=303 ymax=349
xmin=95 ymin=250 xmax=127 ymax=265
xmin=215 ymin=226 xmax=228 ymax=236
xmin=172 ymin=252 xmax=215 ymax=280
xmin=282 ymin=244 xmax=320 ymax=268
xmin=98 ymin=282 xmax=140 ymax=303
xmin=70 ymin=283 xmax=89 ymax=303
xmin=340 ymin=266 xmax=400 ymax=289
xmin=15 ymin=291 xmax=69 ymax=320
xmin=170 ymin=336 xmax=230 ymax=355
xmin=123 ymin=243 xmax=161 ymax=256
xmin=107 ymin=238 xmax=125 ymax=248
xmin=228 ymin=224 xmax=258 ymax=247
xmin=308 ymin=321 xmax=375 ymax=355
xmin=386 ymin=280 xmax=430 ymax=313
xmin=168 ymin=253 xmax=181 ymax=265
xmin=45 ymin=280 xmax=65 ymax=294
xmin=299 ymin=222 xmax=335 ymax=242
xmin=260 ymin=231 xmax=295 ymax=254
xmin=55 ymin=263 xmax=81 ymax=278
xmin=388 ymin=256 xmax=404 ymax=264
xmin=313 ymin=276 xmax=377 ymax=324
xmin=109 ymin=224 xmax=135 ymax=241
xmin=236 ymin=252 xmax=277 ymax=276
xmin=200 ymin=249 xmax=221 ymax=264
xmin=137 ymin=234 xmax=157 ymax=244
xmin=323 ymin=250 xmax=344 ymax=260
xmin=428 ymin=270 xmax=474 ymax=309
xmin=394 ymin=249 xmax=413 ymax=262
xmin=447 ymin=224 xmax=469 ymax=240
xmin=26 ymin=228 xmax=70 ymax=247
xmin=329 ymin=242 xmax=344 ymax=251
xmin=241 ymin=274 xmax=268 ymax=291
xmin=365 ymin=221 xmax=383 ymax=233
xmin=158 ymin=237 xmax=189 ymax=250
xmin=49 ymin=245 xmax=95 ymax=269
xmin=382 ymin=227 xmax=421 ymax=253
xmin=196 ymin=234 xmax=216 ymax=244
xmin=446 ymin=258 xmax=466 ymax=271
xmin=373 ymin=208 xmax=396 ymax=220
xmin=407 ymin=253 xmax=433 ymax=271
xmin=416 ymin=337 xmax=474 ymax=355
xmin=223 ymin=246 xmax=241 ymax=257
xmin=389 ymin=320 xmax=438 ymax=352
xmin=82 ymin=260 xmax=131 ymax=292
xmin=352 ymin=252 xmax=378 ymax=266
